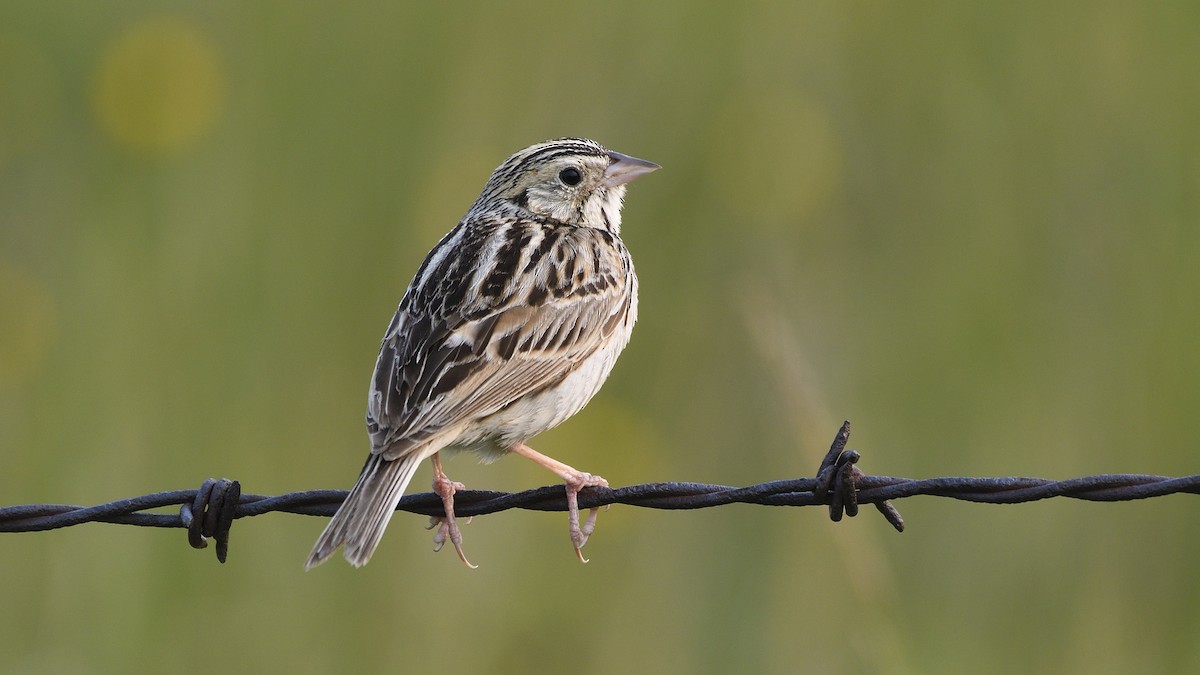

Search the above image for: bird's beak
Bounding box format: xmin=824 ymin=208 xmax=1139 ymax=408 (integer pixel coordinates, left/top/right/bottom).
xmin=604 ymin=151 xmax=661 ymax=187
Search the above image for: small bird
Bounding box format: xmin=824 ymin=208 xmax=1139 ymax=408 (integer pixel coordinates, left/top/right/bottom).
xmin=306 ymin=138 xmax=659 ymax=569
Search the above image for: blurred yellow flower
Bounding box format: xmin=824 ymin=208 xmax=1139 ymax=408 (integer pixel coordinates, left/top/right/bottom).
xmin=92 ymin=17 xmax=224 ymax=154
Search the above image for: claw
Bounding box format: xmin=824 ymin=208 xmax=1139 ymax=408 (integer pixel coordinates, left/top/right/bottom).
xmin=430 ymin=453 xmax=477 ymax=569
xmin=570 ymin=507 xmax=603 ymax=563
xmin=508 ymin=443 xmax=610 ymax=563
xmin=563 ymin=470 xmax=608 ymax=563
xmin=433 ymin=519 xmax=476 ymax=568
xmin=431 ymin=519 xmax=447 ymax=550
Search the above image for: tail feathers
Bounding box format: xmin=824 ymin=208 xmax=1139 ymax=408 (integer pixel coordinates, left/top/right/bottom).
xmin=305 ymin=452 xmax=424 ymax=569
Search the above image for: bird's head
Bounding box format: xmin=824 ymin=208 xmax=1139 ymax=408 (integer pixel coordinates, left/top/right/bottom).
xmin=473 ymin=138 xmax=659 ymax=234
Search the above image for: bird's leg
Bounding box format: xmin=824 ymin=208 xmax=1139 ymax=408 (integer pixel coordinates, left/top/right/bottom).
xmin=427 ymin=452 xmax=476 ymax=568
xmin=509 ymin=442 xmax=608 ymax=563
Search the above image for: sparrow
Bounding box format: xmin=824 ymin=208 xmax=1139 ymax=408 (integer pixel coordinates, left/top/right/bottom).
xmin=305 ymin=138 xmax=658 ymax=568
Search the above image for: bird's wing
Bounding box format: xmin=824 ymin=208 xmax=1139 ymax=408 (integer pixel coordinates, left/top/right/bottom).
xmin=367 ymin=220 xmax=634 ymax=460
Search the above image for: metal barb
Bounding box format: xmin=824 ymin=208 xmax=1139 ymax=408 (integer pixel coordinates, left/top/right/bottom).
xmin=180 ymin=478 xmax=240 ymax=563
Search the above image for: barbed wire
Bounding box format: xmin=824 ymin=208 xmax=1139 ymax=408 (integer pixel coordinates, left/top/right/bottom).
xmin=3 ymin=421 xmax=1197 ymax=563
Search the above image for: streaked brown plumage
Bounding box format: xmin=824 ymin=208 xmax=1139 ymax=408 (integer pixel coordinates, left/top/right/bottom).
xmin=305 ymin=138 xmax=658 ymax=569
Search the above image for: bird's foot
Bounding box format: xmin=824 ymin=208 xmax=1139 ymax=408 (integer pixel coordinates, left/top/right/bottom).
xmin=508 ymin=443 xmax=610 ymax=563
xmin=429 ymin=459 xmax=476 ymax=568
xmin=564 ymin=472 xmax=608 ymax=563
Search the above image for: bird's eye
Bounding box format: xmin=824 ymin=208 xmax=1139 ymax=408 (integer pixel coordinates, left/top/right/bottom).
xmin=558 ymin=167 xmax=582 ymax=186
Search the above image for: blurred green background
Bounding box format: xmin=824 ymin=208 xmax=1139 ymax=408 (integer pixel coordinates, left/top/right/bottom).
xmin=2 ymin=2 xmax=1199 ymax=673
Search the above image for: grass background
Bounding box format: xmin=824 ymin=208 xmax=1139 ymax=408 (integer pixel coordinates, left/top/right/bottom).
xmin=2 ymin=2 xmax=1199 ymax=673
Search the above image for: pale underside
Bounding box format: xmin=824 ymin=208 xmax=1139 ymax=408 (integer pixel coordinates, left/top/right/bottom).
xmin=368 ymin=215 xmax=638 ymax=465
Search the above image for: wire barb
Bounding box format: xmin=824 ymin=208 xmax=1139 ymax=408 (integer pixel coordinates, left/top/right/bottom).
xmin=812 ymin=421 xmax=904 ymax=530
xmin=179 ymin=478 xmax=240 ymax=563
xmin=2 ymin=420 xmax=1197 ymax=563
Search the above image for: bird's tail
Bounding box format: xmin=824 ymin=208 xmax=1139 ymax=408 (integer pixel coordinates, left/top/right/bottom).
xmin=305 ymin=452 xmax=425 ymax=569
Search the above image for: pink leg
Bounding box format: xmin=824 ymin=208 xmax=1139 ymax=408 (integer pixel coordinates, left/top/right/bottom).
xmin=427 ymin=453 xmax=477 ymax=569
xmin=509 ymin=443 xmax=609 ymax=563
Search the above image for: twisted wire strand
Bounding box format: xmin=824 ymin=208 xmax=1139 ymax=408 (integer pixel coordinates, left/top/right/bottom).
xmin=2 ymin=422 xmax=1197 ymax=562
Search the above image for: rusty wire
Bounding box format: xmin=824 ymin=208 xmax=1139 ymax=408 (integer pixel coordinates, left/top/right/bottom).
xmin=3 ymin=422 xmax=1197 ymax=563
